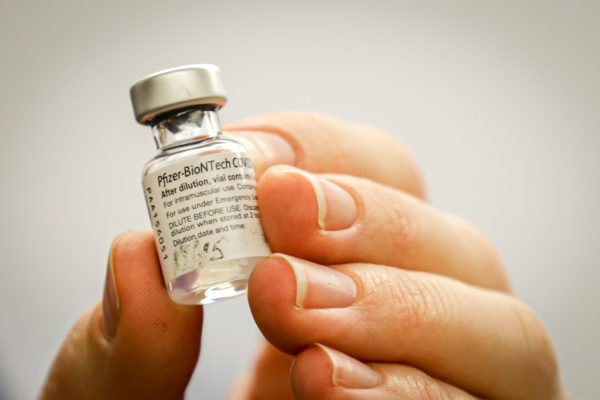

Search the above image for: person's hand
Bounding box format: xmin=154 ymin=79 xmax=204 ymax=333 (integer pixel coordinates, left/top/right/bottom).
xmin=40 ymin=112 xmax=566 ymax=399
xmin=39 ymin=230 xmax=204 ymax=399
xmin=38 ymin=111 xmax=419 ymax=399
xmin=225 ymin=112 xmax=567 ymax=399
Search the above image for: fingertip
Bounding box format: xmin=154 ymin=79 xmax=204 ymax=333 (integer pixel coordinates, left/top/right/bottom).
xmin=290 ymin=346 xmax=335 ymax=399
xmin=258 ymin=166 xmax=358 ymax=263
xmin=110 ymin=230 xmax=203 ymax=342
xmin=249 ymin=255 xmax=297 ymax=306
xmin=110 ymin=231 xmax=169 ymax=339
xmin=110 ymin=230 xmax=171 ymax=313
xmin=291 ymin=345 xmax=385 ymax=400
xmin=106 ymin=231 xmax=203 ymax=393
xmin=248 ymin=256 xmax=301 ymax=352
xmin=110 ymin=230 xmax=156 ymax=281
xmin=43 ymin=231 xmax=204 ymax=400
xmin=249 ymin=255 xmax=361 ymax=357
xmin=258 ymin=166 xmax=320 ymax=248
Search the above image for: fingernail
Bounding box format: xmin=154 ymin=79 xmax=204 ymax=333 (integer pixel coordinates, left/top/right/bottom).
xmin=281 ymin=167 xmax=357 ymax=230
xmin=272 ymin=254 xmax=356 ymax=308
xmin=224 ymin=131 xmax=296 ymax=175
xmin=315 ymin=344 xmax=380 ymax=389
xmin=102 ymin=231 xmax=128 ymax=341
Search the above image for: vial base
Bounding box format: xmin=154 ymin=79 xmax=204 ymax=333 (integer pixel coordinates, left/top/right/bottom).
xmin=166 ymin=256 xmax=264 ymax=305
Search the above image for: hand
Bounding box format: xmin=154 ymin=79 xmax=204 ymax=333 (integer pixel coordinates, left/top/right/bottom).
xmin=40 ymin=112 xmax=566 ymax=399
xmin=226 ymin=112 xmax=567 ymax=399
xmin=39 ymin=231 xmax=204 ymax=399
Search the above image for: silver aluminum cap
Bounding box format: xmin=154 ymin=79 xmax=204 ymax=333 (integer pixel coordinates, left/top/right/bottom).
xmin=130 ymin=64 xmax=227 ymax=124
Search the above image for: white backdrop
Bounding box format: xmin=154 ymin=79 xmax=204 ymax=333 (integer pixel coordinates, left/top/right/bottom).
xmin=1 ymin=1 xmax=598 ymax=398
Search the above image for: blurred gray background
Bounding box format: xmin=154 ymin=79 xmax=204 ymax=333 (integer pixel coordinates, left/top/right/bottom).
xmin=1 ymin=0 xmax=598 ymax=398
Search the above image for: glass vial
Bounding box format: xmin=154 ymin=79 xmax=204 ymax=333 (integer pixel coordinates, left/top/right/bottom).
xmin=130 ymin=64 xmax=271 ymax=305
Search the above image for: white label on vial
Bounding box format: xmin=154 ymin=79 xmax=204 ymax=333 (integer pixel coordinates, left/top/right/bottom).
xmin=143 ymin=152 xmax=271 ymax=281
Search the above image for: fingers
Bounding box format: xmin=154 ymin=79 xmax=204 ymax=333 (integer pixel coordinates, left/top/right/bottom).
xmin=248 ymin=257 xmax=563 ymax=400
xmin=223 ymin=111 xmax=425 ymax=198
xmin=231 ymin=342 xmax=476 ymax=400
xmin=291 ymin=345 xmax=477 ymax=400
xmin=40 ymin=231 xmax=203 ymax=399
xmin=258 ymin=166 xmax=509 ymax=291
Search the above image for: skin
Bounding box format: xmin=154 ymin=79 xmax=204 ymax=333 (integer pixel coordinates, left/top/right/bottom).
xmin=40 ymin=111 xmax=568 ymax=400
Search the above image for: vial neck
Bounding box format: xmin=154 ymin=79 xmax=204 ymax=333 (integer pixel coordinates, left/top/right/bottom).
xmin=151 ymin=108 xmax=221 ymax=150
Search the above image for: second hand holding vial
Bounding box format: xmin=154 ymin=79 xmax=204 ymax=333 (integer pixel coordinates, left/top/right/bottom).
xmin=130 ymin=65 xmax=271 ymax=305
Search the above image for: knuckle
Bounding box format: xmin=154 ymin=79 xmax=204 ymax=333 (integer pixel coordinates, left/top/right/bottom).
xmin=390 ymin=272 xmax=455 ymax=331
xmin=385 ymin=196 xmax=423 ymax=265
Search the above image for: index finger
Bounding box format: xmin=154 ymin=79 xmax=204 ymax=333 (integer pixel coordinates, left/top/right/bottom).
xmin=224 ymin=111 xmax=425 ymax=198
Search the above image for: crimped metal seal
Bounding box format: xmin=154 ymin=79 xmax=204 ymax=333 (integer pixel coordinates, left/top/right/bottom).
xmin=130 ymin=64 xmax=227 ymax=124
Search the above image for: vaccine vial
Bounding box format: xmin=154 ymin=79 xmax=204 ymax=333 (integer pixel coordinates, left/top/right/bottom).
xmin=130 ymin=65 xmax=271 ymax=305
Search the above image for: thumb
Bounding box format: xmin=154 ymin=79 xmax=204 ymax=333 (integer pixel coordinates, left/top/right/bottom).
xmin=40 ymin=231 xmax=203 ymax=400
